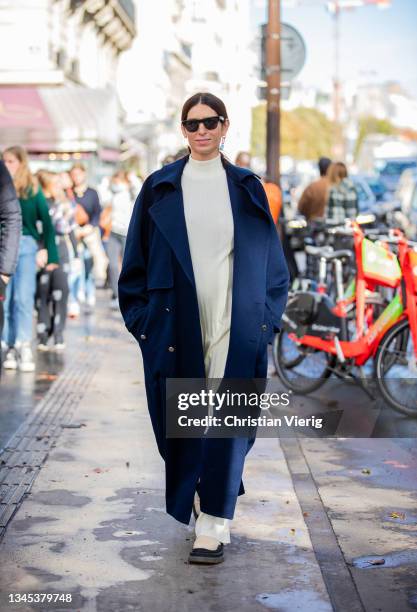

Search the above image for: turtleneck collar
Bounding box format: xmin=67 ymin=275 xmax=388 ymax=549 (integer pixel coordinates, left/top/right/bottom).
xmin=184 ymin=153 xmax=224 ymax=178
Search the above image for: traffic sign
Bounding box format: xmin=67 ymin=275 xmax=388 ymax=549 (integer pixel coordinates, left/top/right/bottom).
xmin=260 ymin=22 xmax=306 ymax=83
xmin=280 ymin=22 xmax=306 ymax=82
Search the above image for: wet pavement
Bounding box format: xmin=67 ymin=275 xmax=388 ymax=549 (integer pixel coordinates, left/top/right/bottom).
xmin=0 ymin=298 xmax=416 ymax=611
xmin=0 ymin=308 xmax=97 ymax=450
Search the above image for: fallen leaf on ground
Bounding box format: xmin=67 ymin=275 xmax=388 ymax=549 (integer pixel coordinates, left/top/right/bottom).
xmin=367 ymin=558 xmax=385 ymax=566
xmin=389 ymin=511 xmax=406 ymax=519
xmin=290 ymin=528 xmax=296 ymax=535
xmin=92 ymin=467 xmax=110 ymax=473
xmin=36 ymin=373 xmax=58 ymax=381
xmin=361 ymin=468 xmax=371 ymax=474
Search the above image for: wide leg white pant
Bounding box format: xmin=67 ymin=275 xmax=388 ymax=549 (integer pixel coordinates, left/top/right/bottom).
xmin=195 ymin=511 xmax=231 ymax=544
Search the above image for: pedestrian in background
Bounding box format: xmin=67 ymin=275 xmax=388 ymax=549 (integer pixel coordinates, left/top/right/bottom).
xmin=35 ymin=171 xmax=76 ymax=350
xmin=326 ymin=161 xmax=359 ymax=223
xmin=101 ymin=170 xmax=135 ymax=310
xmin=0 ymin=160 xmax=21 ymax=376
xmin=119 ymin=92 xmax=289 ymax=565
xmin=235 ymin=151 xmax=252 ymax=169
xmin=59 ymin=171 xmax=82 ymax=318
xmin=297 ymin=156 xmax=331 ymax=221
xmin=2 ymin=146 xmax=59 ymax=372
xmin=70 ymin=163 xmax=107 ymax=311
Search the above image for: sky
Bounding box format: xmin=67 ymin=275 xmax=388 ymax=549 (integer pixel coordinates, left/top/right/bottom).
xmin=250 ymin=0 xmax=417 ymax=99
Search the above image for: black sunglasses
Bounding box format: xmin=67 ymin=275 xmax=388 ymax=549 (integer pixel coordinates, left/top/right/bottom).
xmin=181 ymin=115 xmax=225 ymax=132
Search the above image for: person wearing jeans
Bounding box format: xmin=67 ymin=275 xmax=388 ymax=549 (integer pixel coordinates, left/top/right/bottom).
xmin=2 ymin=235 xmax=38 ymax=355
xmin=70 ymin=163 xmax=103 ymax=310
xmin=101 ymin=170 xmax=136 ymax=309
xmin=0 ymin=160 xmax=21 ymax=376
xmin=2 ymin=147 xmax=59 ymax=372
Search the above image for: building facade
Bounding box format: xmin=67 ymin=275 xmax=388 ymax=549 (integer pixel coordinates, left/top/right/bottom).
xmin=118 ymin=0 xmax=257 ymax=173
xmin=0 ymin=0 xmax=136 ymax=176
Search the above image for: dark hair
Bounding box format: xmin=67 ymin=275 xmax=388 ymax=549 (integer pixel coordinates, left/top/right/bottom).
xmin=318 ymin=157 xmax=331 ymax=177
xmin=181 ymin=92 xmax=228 ymax=123
xmin=181 ymin=92 xmax=230 ymax=166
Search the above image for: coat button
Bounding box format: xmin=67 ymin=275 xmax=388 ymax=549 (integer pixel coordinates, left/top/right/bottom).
xmin=168 ymin=346 xmax=175 ymax=352
xmin=261 ymin=324 xmax=267 ymax=331
xmin=140 ymin=334 xmax=147 ymax=340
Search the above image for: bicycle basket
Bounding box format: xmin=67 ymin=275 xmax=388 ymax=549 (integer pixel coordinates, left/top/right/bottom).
xmin=362 ymin=238 xmax=402 ymax=288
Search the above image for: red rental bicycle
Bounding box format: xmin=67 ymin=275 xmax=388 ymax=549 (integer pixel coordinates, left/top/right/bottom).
xmin=274 ymin=222 xmax=417 ymax=416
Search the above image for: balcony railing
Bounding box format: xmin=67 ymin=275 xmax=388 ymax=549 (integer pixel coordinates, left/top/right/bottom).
xmin=68 ymin=0 xmax=136 ymax=51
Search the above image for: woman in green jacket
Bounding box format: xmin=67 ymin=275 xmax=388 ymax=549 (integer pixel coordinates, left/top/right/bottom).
xmin=2 ymin=146 xmax=59 ymax=372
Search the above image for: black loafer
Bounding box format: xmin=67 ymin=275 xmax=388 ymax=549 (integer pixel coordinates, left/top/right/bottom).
xmin=189 ymin=543 xmax=224 ymax=565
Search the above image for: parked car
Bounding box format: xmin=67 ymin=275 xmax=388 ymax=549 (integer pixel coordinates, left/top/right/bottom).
xmin=351 ymin=175 xmax=377 ymax=213
xmin=350 ymin=175 xmax=401 ymax=227
xmin=394 ymin=169 xmax=417 ymax=238
xmin=376 ymin=158 xmax=417 ymax=194
xmin=362 ymin=175 xmax=388 ymax=202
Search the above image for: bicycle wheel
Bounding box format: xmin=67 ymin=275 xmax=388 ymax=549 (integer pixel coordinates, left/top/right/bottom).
xmin=375 ymin=318 xmax=417 ymax=417
xmin=273 ymin=329 xmax=335 ymax=394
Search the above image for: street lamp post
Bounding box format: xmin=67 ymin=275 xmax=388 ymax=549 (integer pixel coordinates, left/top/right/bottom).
xmin=266 ymin=0 xmax=281 ymax=185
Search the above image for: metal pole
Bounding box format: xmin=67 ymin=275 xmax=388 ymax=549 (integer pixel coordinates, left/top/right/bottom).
xmin=332 ymin=0 xmax=343 ymax=157
xmin=266 ymin=0 xmax=281 ymax=185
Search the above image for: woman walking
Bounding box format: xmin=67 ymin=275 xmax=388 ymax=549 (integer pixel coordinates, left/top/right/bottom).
xmin=2 ymin=147 xmax=59 ymax=371
xmin=118 ymin=92 xmax=289 ymax=564
xmin=101 ymin=170 xmax=136 ymax=310
xmin=326 ymin=161 xmax=359 ymax=223
xmin=35 ymin=171 xmax=76 ymax=350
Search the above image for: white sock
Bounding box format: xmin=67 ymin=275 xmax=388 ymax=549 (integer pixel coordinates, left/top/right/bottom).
xmin=193 ymin=535 xmax=220 ymax=550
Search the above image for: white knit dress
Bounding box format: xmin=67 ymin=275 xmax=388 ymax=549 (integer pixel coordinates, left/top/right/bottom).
xmin=181 ymin=153 xmax=233 ymax=543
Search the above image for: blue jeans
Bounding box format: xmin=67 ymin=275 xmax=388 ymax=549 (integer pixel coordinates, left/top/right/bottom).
xmin=2 ymin=235 xmax=38 ymax=346
xmin=79 ymin=244 xmax=95 ymax=301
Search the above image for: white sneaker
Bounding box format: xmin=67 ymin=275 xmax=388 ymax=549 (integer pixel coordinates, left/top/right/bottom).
xmin=3 ymin=347 xmax=18 ymax=370
xmin=86 ymin=295 xmax=96 ymax=308
xmin=17 ymin=343 xmax=35 ymax=372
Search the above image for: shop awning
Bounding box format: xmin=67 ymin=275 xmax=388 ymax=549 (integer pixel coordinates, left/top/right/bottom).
xmin=0 ymin=85 xmax=120 ymax=153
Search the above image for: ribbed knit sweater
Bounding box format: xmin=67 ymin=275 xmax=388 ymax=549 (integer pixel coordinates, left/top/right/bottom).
xmin=181 ymin=154 xmax=234 ymax=380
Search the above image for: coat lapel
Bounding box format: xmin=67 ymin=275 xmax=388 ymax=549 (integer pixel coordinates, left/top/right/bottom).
xmin=148 ymin=189 xmax=196 ymax=288
xmin=224 ymin=171 xmax=271 ymax=376
xmin=148 ymin=156 xmax=196 ymax=289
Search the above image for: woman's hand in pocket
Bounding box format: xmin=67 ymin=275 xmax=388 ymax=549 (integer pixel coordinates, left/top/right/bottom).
xmin=36 ymin=249 xmax=48 ymax=269
xmin=46 ymin=263 xmax=59 ymax=272
xmin=0 ymin=274 xmax=9 ymax=299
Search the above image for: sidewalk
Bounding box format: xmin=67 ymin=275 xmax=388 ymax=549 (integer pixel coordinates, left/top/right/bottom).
xmin=0 ymin=306 xmax=332 ymax=612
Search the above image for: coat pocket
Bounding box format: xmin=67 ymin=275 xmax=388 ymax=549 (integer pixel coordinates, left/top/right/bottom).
xmin=135 ymin=289 xmax=175 ymax=376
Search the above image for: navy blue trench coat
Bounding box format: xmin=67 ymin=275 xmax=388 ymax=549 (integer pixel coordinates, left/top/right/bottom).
xmin=118 ymin=155 xmax=289 ymax=525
